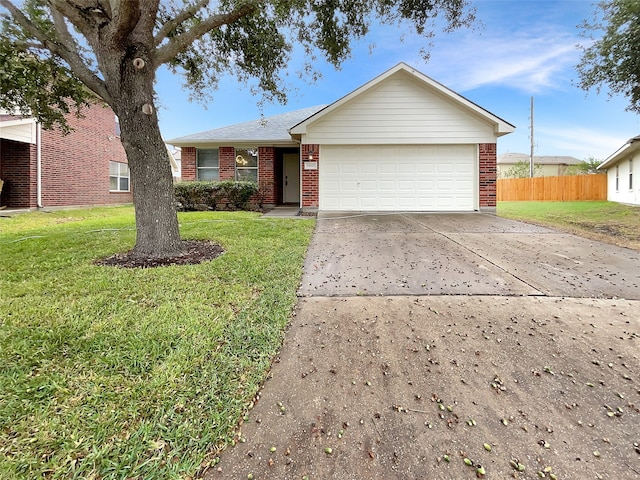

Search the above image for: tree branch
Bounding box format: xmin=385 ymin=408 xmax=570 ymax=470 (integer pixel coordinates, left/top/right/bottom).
xmin=1 ymin=0 xmax=112 ymax=103
xmin=153 ymin=0 xmax=210 ymax=47
xmin=46 ymin=6 xmax=112 ymax=103
xmin=109 ymin=0 xmax=141 ymax=44
xmin=154 ymin=1 xmax=258 ymax=66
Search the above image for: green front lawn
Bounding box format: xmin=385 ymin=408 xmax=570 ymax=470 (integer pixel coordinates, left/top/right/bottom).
xmin=0 ymin=207 xmax=314 ymax=479
xmin=498 ymin=201 xmax=640 ymax=249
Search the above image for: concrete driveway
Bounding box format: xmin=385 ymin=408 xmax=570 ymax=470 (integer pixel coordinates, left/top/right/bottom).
xmin=299 ymin=212 xmax=640 ymax=299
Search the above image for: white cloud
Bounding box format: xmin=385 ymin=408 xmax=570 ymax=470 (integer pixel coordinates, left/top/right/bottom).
xmin=535 ymin=126 xmax=630 ymax=159
xmin=424 ymin=29 xmax=581 ymax=93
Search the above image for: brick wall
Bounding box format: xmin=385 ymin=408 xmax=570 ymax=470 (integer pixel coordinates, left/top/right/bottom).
xmin=0 ymin=139 xmax=37 ymax=208
xmin=38 ymin=102 xmax=132 ymax=207
xmin=301 ymin=144 xmax=319 ymax=209
xmin=181 ymin=147 xmax=196 ymax=180
xmin=258 ymin=146 xmax=276 ymax=205
xmin=479 ymin=143 xmax=497 ymax=208
xmin=219 ymin=147 xmax=235 ymax=180
xmin=0 ymin=103 xmax=133 ymax=208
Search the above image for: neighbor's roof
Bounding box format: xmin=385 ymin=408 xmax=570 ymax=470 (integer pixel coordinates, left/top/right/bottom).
xmin=598 ymin=135 xmax=640 ymax=170
xmin=497 ymin=153 xmax=582 ymax=165
xmin=167 ymin=105 xmax=327 ymax=146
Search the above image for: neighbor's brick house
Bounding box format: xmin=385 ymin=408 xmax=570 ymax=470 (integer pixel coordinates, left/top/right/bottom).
xmin=170 ymin=63 xmax=514 ymax=213
xmin=0 ymin=102 xmax=132 ymax=209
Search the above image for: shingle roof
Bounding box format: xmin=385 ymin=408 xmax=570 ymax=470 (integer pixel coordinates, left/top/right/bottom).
xmin=497 ymin=153 xmax=581 ymax=165
xmin=167 ymin=105 xmax=327 ymax=145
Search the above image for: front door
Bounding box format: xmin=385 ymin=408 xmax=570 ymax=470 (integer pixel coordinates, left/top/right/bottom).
xmin=283 ymin=153 xmax=300 ymax=203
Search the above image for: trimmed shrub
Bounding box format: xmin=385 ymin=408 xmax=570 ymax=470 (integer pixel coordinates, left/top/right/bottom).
xmin=220 ymin=181 xmax=258 ymax=210
xmin=174 ymin=181 xmax=223 ymax=211
xmin=174 ymin=181 xmax=258 ymax=211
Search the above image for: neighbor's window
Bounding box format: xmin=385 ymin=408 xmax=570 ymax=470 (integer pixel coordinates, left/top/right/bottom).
xmin=629 ymin=159 xmax=634 ymax=190
xmin=109 ymin=161 xmax=129 ymax=192
xmin=615 ymin=165 xmax=619 ymax=191
xmin=235 ymin=148 xmax=258 ymax=182
xmin=197 ymin=148 xmax=219 ymax=180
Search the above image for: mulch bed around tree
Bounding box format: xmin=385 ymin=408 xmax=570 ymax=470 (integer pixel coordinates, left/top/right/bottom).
xmin=95 ymin=240 xmax=224 ymax=268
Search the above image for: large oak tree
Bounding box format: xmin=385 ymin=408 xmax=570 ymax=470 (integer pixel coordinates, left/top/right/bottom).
xmin=0 ymin=0 xmax=475 ymax=259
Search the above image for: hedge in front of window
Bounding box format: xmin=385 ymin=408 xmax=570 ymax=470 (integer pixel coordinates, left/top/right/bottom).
xmin=174 ymin=181 xmax=258 ymax=211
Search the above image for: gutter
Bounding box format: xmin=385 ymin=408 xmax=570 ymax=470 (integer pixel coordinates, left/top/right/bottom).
xmin=37 ymin=121 xmax=42 ymax=208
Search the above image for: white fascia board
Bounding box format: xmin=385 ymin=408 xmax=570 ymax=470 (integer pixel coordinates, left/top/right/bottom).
xmin=598 ymin=137 xmax=640 ymax=170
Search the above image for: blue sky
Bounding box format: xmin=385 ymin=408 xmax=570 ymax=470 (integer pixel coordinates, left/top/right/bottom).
xmin=157 ymin=0 xmax=640 ymax=160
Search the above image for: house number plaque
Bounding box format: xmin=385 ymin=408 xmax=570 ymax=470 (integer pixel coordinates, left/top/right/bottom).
xmin=304 ymin=161 xmax=318 ymax=170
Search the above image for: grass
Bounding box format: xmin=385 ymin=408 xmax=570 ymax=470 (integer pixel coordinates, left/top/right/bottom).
xmin=0 ymin=206 xmax=315 ymax=479
xmin=497 ymin=201 xmax=640 ymax=249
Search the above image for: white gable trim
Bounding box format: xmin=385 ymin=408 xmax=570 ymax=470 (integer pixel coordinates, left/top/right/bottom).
xmin=290 ymin=62 xmax=515 ymax=137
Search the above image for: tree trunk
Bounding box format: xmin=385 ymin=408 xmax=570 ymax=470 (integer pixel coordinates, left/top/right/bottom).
xmin=104 ymin=46 xmax=183 ymax=259
xmin=119 ymin=109 xmax=183 ymax=259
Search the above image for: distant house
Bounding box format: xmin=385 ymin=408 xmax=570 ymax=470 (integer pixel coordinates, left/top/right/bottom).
xmin=598 ymin=136 xmax=640 ymax=206
xmin=498 ymin=153 xmax=581 ymax=178
xmin=0 ymin=103 xmax=132 ymax=209
xmin=168 ymin=63 xmax=514 ymax=213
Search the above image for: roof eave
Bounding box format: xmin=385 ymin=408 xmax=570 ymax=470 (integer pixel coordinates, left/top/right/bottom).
xmin=598 ymin=136 xmax=640 ymax=170
xmin=167 ymin=138 xmax=298 ymax=147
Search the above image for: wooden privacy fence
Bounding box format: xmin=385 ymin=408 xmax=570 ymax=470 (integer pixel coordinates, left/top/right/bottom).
xmin=497 ymin=174 xmax=608 ymax=201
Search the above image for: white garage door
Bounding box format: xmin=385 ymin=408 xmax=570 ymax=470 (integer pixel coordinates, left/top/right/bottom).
xmin=320 ymin=145 xmax=476 ymax=211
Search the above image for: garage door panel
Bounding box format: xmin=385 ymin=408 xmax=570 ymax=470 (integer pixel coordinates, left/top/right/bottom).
xmin=342 ymin=163 xmax=358 ymax=174
xmin=379 ymin=180 xmax=395 ymax=191
xmin=417 ymin=163 xmax=435 ymax=174
xmin=320 ymin=145 xmax=475 ymax=211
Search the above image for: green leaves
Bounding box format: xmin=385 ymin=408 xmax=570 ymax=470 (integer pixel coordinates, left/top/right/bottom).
xmin=577 ymin=0 xmax=640 ymax=113
xmin=0 ymin=38 xmax=93 ymax=133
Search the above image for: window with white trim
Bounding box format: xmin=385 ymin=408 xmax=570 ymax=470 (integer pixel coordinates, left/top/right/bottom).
xmin=109 ymin=161 xmax=130 ymax=192
xmin=615 ymin=165 xmax=619 ymax=191
xmin=235 ymin=148 xmax=258 ymax=182
xmin=197 ymin=148 xmax=219 ymax=180
xmin=629 ymin=158 xmax=634 ymax=190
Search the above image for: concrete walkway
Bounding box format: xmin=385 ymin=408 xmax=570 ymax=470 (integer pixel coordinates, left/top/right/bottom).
xmin=261 ymin=206 xmax=301 ymax=218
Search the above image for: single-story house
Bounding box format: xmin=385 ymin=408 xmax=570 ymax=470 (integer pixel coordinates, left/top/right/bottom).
xmin=168 ymin=62 xmax=515 ymax=213
xmin=0 ymin=102 xmax=133 ymax=209
xmin=497 ymin=152 xmax=582 ymax=178
xmin=598 ymin=135 xmax=640 ymax=205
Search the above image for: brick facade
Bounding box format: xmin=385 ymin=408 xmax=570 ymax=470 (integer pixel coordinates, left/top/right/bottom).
xmin=0 ymin=140 xmax=37 ymax=208
xmin=181 ymin=147 xmax=196 ymax=180
xmin=179 ymin=145 xmax=280 ymax=206
xmin=0 ymin=103 xmax=132 ymax=208
xmin=301 ymin=144 xmax=319 ymax=210
xmin=219 ymin=147 xmax=235 ymax=180
xmin=478 ymin=143 xmax=497 ymax=209
xmin=258 ymin=147 xmax=276 ymax=205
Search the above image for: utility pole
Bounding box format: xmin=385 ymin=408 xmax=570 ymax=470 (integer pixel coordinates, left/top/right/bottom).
xmin=529 ymin=96 xmax=534 ymax=178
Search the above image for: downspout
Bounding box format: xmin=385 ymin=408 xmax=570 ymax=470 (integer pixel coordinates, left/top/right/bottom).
xmin=36 ymin=121 xmax=42 ymax=208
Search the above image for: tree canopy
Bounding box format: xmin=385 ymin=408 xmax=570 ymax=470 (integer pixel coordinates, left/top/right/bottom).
xmin=577 ymin=0 xmax=640 ymax=113
xmin=1 ymin=0 xmax=476 ymax=131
